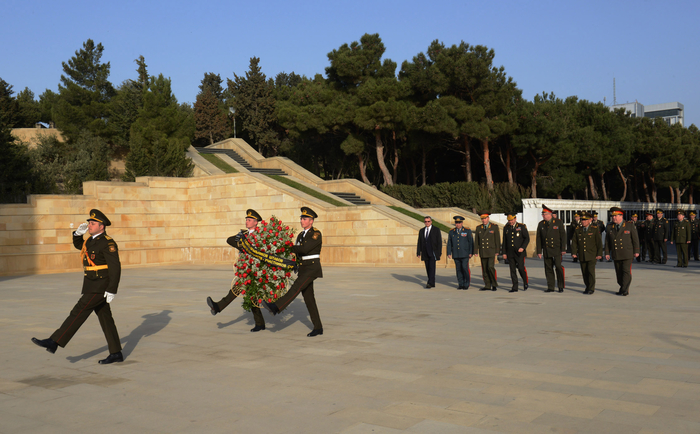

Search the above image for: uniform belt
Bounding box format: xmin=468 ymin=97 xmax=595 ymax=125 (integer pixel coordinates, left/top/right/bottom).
xmin=84 ymin=265 xmax=108 ymax=271
xmin=301 ymin=254 xmax=319 ymax=260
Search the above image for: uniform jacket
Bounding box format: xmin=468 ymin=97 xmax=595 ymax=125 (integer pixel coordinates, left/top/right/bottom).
xmin=417 ymin=225 xmax=442 ymax=261
xmin=634 ymin=220 xmax=647 ymax=239
xmin=643 ymin=219 xmax=656 ymax=241
xmin=294 ymin=227 xmax=323 ymax=279
xmin=653 ymin=217 xmax=669 ymax=241
xmin=673 ymin=220 xmax=691 ymax=243
xmin=567 ymin=220 xmax=581 ymax=241
xmin=535 ymin=218 xmax=567 ymax=257
xmin=501 ymin=223 xmax=529 ymax=255
xmin=690 ymin=218 xmax=700 ymax=241
xmin=591 ymin=220 xmax=606 ymax=234
xmin=571 ymin=225 xmax=603 ymax=262
xmin=474 ymin=224 xmax=501 ymax=258
xmin=446 ymin=227 xmax=474 ymax=259
xmin=605 ymin=221 xmax=640 ymax=260
xmin=73 ymin=232 xmax=121 ymax=294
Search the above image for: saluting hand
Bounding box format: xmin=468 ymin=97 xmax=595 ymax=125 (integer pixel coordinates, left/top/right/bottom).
xmin=75 ymin=223 xmax=88 ymax=236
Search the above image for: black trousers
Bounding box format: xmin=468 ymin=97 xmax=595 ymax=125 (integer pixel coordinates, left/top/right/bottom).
xmin=276 ymin=274 xmax=322 ymax=330
xmin=217 ymin=290 xmax=264 ymax=327
xmin=641 ymin=239 xmax=651 ymax=261
xmin=480 ymin=256 xmax=497 ymax=288
xmin=614 ymin=259 xmax=633 ymax=295
xmin=653 ymin=240 xmax=667 ymax=263
xmin=51 ymin=292 xmax=122 ymax=354
xmin=579 ymin=260 xmax=596 ymax=293
xmin=453 ymin=257 xmax=470 ymax=288
xmin=543 ymin=254 xmax=565 ymax=290
xmin=423 ymin=255 xmax=436 ymax=286
xmin=690 ymin=238 xmax=699 ymax=260
xmin=677 ymin=243 xmax=689 ymax=267
xmin=507 ymin=251 xmax=527 ymax=290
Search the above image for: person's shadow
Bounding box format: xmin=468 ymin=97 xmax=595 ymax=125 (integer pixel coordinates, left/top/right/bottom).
xmin=66 ymin=310 xmax=172 ymax=363
xmin=216 ymin=301 xmax=314 ymax=332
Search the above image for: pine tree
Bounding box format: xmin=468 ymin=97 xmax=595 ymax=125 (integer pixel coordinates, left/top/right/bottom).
xmin=194 ymin=89 xmax=229 ymax=146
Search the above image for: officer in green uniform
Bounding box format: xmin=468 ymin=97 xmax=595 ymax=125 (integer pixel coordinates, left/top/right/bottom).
xmin=206 ymin=209 xmax=267 ymax=331
xmin=567 ymin=213 xmax=581 ymax=262
xmin=474 ymin=211 xmax=500 ymax=291
xmin=263 ymin=207 xmax=323 ymax=337
xmin=605 ymin=207 xmax=640 ymax=296
xmin=643 ymin=211 xmax=656 ymax=263
xmin=446 ymin=215 xmax=474 ymax=290
xmin=671 ymin=210 xmax=691 ymax=268
xmin=653 ymin=209 xmax=669 ymax=264
xmin=501 ymin=213 xmax=529 ymax=292
xmin=571 ymin=212 xmax=603 ymax=294
xmin=689 ymin=211 xmax=699 ymax=261
xmin=31 ymin=209 xmax=123 ymax=364
xmin=536 ymin=205 xmax=567 ymax=292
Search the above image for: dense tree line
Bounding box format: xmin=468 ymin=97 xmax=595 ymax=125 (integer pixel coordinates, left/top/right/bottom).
xmin=2 ymin=35 xmax=699 ymax=205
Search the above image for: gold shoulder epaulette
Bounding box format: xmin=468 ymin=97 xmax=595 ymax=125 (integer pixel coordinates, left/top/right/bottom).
xmin=104 ymin=235 xmax=112 ymax=240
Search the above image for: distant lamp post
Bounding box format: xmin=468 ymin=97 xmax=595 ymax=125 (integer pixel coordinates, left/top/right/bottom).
xmin=229 ymin=107 xmax=236 ymax=138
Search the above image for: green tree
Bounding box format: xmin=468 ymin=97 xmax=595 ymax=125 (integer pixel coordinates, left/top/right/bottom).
xmin=0 ymin=78 xmax=20 ymax=128
xmin=53 ymin=39 xmax=116 ymax=142
xmin=109 ymin=56 xmax=149 ymax=153
xmin=15 ymin=87 xmax=41 ymax=127
xmin=0 ymin=102 xmax=34 ymax=202
xmin=194 ymin=89 xmax=229 ymax=146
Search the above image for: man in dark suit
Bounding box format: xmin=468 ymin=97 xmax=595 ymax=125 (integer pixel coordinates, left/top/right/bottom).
xmin=605 ymin=207 xmax=640 ymax=296
xmin=263 ymin=207 xmax=324 ymax=337
xmin=206 ymin=209 xmax=266 ymax=332
xmin=501 ymin=213 xmax=529 ymax=293
xmin=416 ymin=215 xmax=442 ymax=288
xmin=536 ymin=205 xmax=567 ymax=292
xmin=446 ymin=215 xmax=473 ymax=290
xmin=474 ymin=211 xmax=501 ymax=291
xmin=31 ymin=209 xmax=123 ymax=364
xmin=571 ymin=212 xmax=603 ymax=294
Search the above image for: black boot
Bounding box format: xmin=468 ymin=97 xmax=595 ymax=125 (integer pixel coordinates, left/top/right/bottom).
xmin=31 ymin=337 xmax=58 ymax=354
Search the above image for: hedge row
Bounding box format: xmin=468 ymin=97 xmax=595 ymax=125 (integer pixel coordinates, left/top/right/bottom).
xmin=381 ymin=182 xmax=531 ymax=214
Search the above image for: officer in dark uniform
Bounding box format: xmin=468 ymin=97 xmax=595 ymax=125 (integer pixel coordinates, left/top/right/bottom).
xmin=536 ymin=205 xmax=567 ymax=292
xmin=591 ymin=212 xmax=606 ymax=262
xmin=653 ymin=209 xmax=669 ymax=264
xmin=474 ymin=211 xmax=500 ymax=291
xmin=671 ymin=210 xmax=691 ymax=268
xmin=571 ymin=212 xmax=603 ymax=294
xmin=446 ymin=216 xmax=474 ymax=290
xmin=501 ymin=213 xmax=529 ymax=292
xmin=643 ymin=212 xmax=656 ymax=262
xmin=605 ymin=207 xmax=640 ymax=296
xmin=31 ymin=209 xmax=123 ymax=364
xmin=630 ymin=213 xmax=643 ymax=263
xmin=689 ymin=211 xmax=699 ymax=261
xmin=567 ymin=213 xmax=581 ymax=262
xmin=206 ymin=209 xmax=267 ymax=331
xmin=263 ymin=207 xmax=323 ymax=337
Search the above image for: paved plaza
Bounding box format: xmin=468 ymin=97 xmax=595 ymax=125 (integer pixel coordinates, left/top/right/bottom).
xmin=2 ymin=257 xmax=700 ymax=433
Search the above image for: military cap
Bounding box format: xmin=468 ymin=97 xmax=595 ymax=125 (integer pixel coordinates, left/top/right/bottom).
xmin=631 ymin=213 xmax=638 ymax=218
xmin=677 ymin=210 xmax=685 ymax=216
xmin=505 ymin=212 xmax=517 ymax=221
xmin=453 ymin=215 xmax=465 ymax=223
xmin=574 ymin=212 xmax=580 ymax=217
xmin=593 ymin=211 xmax=599 ymax=217
xmin=656 ymin=209 xmax=664 ymax=214
xmin=610 ymin=207 xmax=624 ymax=216
xmin=645 ymin=211 xmax=654 ymax=216
xmin=478 ymin=211 xmax=491 ymax=219
xmin=580 ymin=212 xmax=592 ymax=220
xmin=541 ymin=205 xmax=554 ymax=214
xmin=245 ymin=209 xmax=262 ymax=221
xmin=300 ymin=206 xmax=318 ymax=219
xmin=87 ymin=209 xmax=111 ymax=226
xmin=691 ymin=211 xmax=697 ymax=216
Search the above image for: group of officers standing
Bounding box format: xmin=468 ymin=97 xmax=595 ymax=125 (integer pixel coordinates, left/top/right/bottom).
xmin=419 ymin=205 xmax=698 ymax=297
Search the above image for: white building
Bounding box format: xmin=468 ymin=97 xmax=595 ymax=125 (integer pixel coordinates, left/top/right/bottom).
xmin=610 ymin=101 xmax=684 ymax=126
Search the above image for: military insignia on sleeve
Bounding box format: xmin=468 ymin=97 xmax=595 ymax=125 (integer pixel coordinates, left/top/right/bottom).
xmin=90 ymin=254 xmax=95 ymax=260
xmin=109 ymin=245 xmax=116 ymax=252
xmin=312 ymin=232 xmax=319 ymax=240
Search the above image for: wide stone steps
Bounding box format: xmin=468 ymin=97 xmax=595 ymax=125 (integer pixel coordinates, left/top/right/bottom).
xmin=329 ymin=192 xmax=371 ymax=205
xmin=198 ymin=148 xmax=288 ymax=176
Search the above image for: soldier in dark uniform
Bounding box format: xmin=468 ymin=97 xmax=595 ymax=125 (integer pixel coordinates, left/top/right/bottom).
xmin=689 ymin=211 xmax=699 ymax=261
xmin=474 ymin=211 xmax=501 ymax=291
xmin=630 ymin=213 xmax=644 ymax=263
xmin=263 ymin=207 xmax=323 ymax=337
xmin=31 ymin=209 xmax=123 ymax=364
xmin=643 ymin=211 xmax=656 ymax=263
xmin=671 ymin=210 xmax=691 ymax=268
xmin=446 ymin=215 xmax=474 ymax=290
xmin=536 ymin=205 xmax=567 ymax=292
xmin=605 ymin=207 xmax=640 ymax=296
xmin=416 ymin=215 xmax=442 ymax=288
xmin=653 ymin=209 xmax=669 ymax=264
xmin=501 ymin=213 xmax=529 ymax=293
xmin=571 ymin=212 xmax=603 ymax=294
xmin=591 ymin=212 xmax=607 ymax=262
xmin=567 ymin=213 xmax=581 ymax=262
xmin=206 ymin=209 xmax=267 ymax=332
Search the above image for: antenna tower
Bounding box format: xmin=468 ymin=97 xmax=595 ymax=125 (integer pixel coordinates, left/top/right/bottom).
xmin=613 ymin=78 xmax=616 ymax=105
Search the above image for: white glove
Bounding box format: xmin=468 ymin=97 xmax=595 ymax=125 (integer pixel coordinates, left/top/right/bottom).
xmin=105 ymin=292 xmax=115 ymax=303
xmin=75 ymin=223 xmax=88 ymax=236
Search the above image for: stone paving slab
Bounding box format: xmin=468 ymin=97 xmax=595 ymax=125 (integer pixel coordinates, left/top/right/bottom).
xmin=1 ymin=258 xmax=700 ymax=433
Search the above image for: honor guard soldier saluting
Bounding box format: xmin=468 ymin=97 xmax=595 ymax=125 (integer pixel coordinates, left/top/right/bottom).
xmin=571 ymin=212 xmax=603 ymax=294
xmin=446 ymin=216 xmax=474 ymax=290
xmin=206 ymin=209 xmax=267 ymax=332
xmin=31 ymin=209 xmax=123 ymax=364
xmin=671 ymin=210 xmax=691 ymax=268
xmin=568 ymin=213 xmax=581 ymax=262
xmin=653 ymin=209 xmax=669 ymax=264
xmin=474 ymin=211 xmax=500 ymax=291
xmin=263 ymin=207 xmax=323 ymax=337
xmin=605 ymin=207 xmax=640 ymax=296
xmin=536 ymin=205 xmax=567 ymax=293
xmin=643 ymin=212 xmax=656 ymax=262
xmin=690 ymin=211 xmax=700 ymax=261
xmin=501 ymin=213 xmax=529 ymax=292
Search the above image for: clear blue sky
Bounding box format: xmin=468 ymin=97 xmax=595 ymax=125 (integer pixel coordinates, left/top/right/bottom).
xmin=3 ymin=0 xmax=699 ymax=126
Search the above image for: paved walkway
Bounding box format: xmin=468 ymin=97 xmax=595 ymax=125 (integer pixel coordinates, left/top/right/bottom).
xmin=2 ymin=258 xmax=700 ymax=433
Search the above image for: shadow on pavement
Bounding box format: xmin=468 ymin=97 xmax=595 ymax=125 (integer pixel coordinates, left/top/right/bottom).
xmin=66 ymin=310 xmax=173 ymax=362
xmin=216 ymin=301 xmax=314 ymax=333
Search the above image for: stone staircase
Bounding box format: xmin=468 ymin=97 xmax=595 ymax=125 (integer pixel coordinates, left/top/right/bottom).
xmin=198 ymin=148 xmax=288 ymax=176
xmin=329 ymin=192 xmax=371 ymax=205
